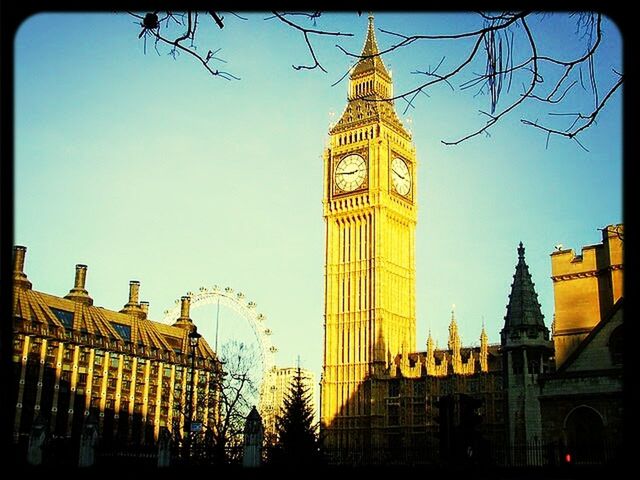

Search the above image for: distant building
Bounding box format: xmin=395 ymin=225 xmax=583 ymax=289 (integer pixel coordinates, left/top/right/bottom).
xmin=11 ymin=246 xmax=221 ymax=452
xmin=272 ymin=367 xmax=316 ymax=419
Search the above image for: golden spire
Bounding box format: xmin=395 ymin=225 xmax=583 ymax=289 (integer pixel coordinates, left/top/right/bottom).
xmin=448 ymin=305 xmax=460 ymax=351
xmin=480 ymin=317 xmax=489 ymax=372
xmin=351 ymin=13 xmax=390 ymax=79
xmin=481 ymin=317 xmax=488 ymax=344
xmin=363 ymin=13 xmax=379 ymax=57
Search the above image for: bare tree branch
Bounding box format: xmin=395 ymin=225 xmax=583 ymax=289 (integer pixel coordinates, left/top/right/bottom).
xmin=268 ymin=11 xmax=353 ymax=73
xmin=200 ymin=340 xmax=260 ymax=464
xmin=337 ymin=11 xmax=619 ymax=146
xmin=126 ymin=11 xmax=621 ymax=147
xmin=129 ymin=10 xmax=240 ymax=81
xmin=521 ymin=74 xmax=623 ymax=142
xmin=442 ymin=15 xmax=540 ymax=145
xmin=336 ymin=11 xmax=528 ymax=63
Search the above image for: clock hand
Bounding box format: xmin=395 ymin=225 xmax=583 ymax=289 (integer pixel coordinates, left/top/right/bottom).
xmin=392 ymin=169 xmax=405 ymax=180
xmin=337 ymin=169 xmax=359 ymax=176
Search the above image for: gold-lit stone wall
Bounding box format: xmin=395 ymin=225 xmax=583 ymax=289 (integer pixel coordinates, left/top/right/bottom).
xmin=321 ymin=17 xmax=417 ymax=448
xmin=550 ymin=224 xmax=623 ymax=367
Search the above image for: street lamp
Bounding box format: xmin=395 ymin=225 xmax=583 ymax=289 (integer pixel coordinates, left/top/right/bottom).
xmin=184 ymin=328 xmax=202 ymax=463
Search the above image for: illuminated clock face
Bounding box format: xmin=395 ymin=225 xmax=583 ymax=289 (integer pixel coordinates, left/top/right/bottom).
xmin=391 ymin=157 xmax=411 ymax=196
xmin=335 ymin=154 xmax=367 ymax=192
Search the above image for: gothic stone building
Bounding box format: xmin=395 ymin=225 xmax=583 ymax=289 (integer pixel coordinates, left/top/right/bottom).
xmin=537 ymin=225 xmax=624 ymax=463
xmin=11 ymin=245 xmax=221 ymax=455
xmin=320 ymin=16 xmax=508 ymax=461
xmin=319 ymin=15 xmax=623 ymax=466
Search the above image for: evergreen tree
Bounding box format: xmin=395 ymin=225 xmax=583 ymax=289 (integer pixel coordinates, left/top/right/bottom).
xmin=273 ymin=367 xmax=322 ymax=466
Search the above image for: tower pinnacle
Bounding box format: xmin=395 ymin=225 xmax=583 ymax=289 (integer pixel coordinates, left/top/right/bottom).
xmin=352 ymin=14 xmax=390 ymax=79
xmin=501 ymin=242 xmax=549 ymax=346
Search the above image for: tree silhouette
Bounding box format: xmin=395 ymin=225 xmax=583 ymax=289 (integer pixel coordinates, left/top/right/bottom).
xmin=272 ymin=367 xmax=321 ymax=466
xmin=207 ymin=340 xmax=260 ymax=464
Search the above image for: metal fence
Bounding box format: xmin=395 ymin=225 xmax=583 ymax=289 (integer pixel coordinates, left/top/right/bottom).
xmin=321 ymin=439 xmax=622 ymax=467
xmin=14 ymin=432 xmax=621 ymax=468
xmin=96 ymin=443 xmax=158 ymax=467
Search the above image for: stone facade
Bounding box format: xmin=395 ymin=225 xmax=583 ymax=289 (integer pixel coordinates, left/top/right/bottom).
xmin=11 ymin=246 xmax=222 ymax=449
xmin=550 ymin=225 xmax=623 ymax=367
xmin=318 ymin=19 xmax=624 ymax=461
xmin=538 ymin=226 xmax=624 ymax=462
xmin=321 ymin=15 xmax=417 ymax=450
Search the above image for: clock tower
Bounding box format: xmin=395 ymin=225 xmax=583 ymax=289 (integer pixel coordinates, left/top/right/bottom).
xmin=321 ymin=15 xmax=417 ymax=449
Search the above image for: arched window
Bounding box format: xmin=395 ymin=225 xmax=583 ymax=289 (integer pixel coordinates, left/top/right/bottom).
xmin=565 ymin=406 xmax=604 ymax=464
xmin=608 ymin=324 xmax=623 ymax=365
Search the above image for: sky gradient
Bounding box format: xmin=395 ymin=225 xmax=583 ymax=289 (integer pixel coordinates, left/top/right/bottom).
xmin=14 ymin=12 xmax=622 ymax=390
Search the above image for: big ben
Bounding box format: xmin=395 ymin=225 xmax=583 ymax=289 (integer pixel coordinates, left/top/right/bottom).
xmin=321 ymin=15 xmax=417 ymax=450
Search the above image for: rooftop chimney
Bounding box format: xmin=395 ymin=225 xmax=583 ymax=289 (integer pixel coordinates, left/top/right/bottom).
xmin=13 ymin=246 xmax=32 ymax=289
xmin=173 ymin=295 xmax=196 ymax=332
xmin=140 ymin=301 xmax=149 ymax=318
xmin=180 ymin=296 xmax=190 ymax=318
xmin=120 ymin=280 xmax=145 ymax=319
xmin=129 ymin=281 xmax=140 ymax=305
xmin=64 ymin=264 xmax=93 ymax=305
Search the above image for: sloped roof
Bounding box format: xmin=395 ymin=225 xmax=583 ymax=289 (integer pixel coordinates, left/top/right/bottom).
xmin=329 ymin=15 xmax=410 ymax=139
xmin=503 ymin=242 xmax=547 ymax=330
xmin=330 ymin=96 xmax=408 ymax=137
xmin=351 ymin=14 xmax=391 ymax=79
xmin=557 ymin=298 xmax=623 ymax=374
xmin=13 ymin=284 xmax=215 ymax=359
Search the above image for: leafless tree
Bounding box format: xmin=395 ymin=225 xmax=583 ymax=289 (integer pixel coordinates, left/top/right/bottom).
xmin=166 ymin=340 xmax=259 ymax=464
xmin=127 ymin=11 xmax=622 ymax=149
xmin=206 ymin=340 xmax=260 ymax=464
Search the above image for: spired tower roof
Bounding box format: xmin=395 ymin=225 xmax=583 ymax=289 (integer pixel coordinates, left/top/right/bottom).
xmin=351 ymin=14 xmax=391 ymax=79
xmin=501 ymin=242 xmax=549 ymax=346
xmin=329 ymin=14 xmax=409 ymax=139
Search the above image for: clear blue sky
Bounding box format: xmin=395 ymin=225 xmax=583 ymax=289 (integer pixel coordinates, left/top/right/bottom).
xmin=14 ymin=12 xmax=622 ymax=388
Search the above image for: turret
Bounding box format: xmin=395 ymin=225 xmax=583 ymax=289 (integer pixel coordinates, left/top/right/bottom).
xmin=501 ymin=242 xmax=552 ymax=456
xmin=480 ymin=321 xmax=489 ymax=372
xmin=448 ymin=307 xmax=462 ymax=373
xmin=501 ymin=243 xmax=549 ymax=348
